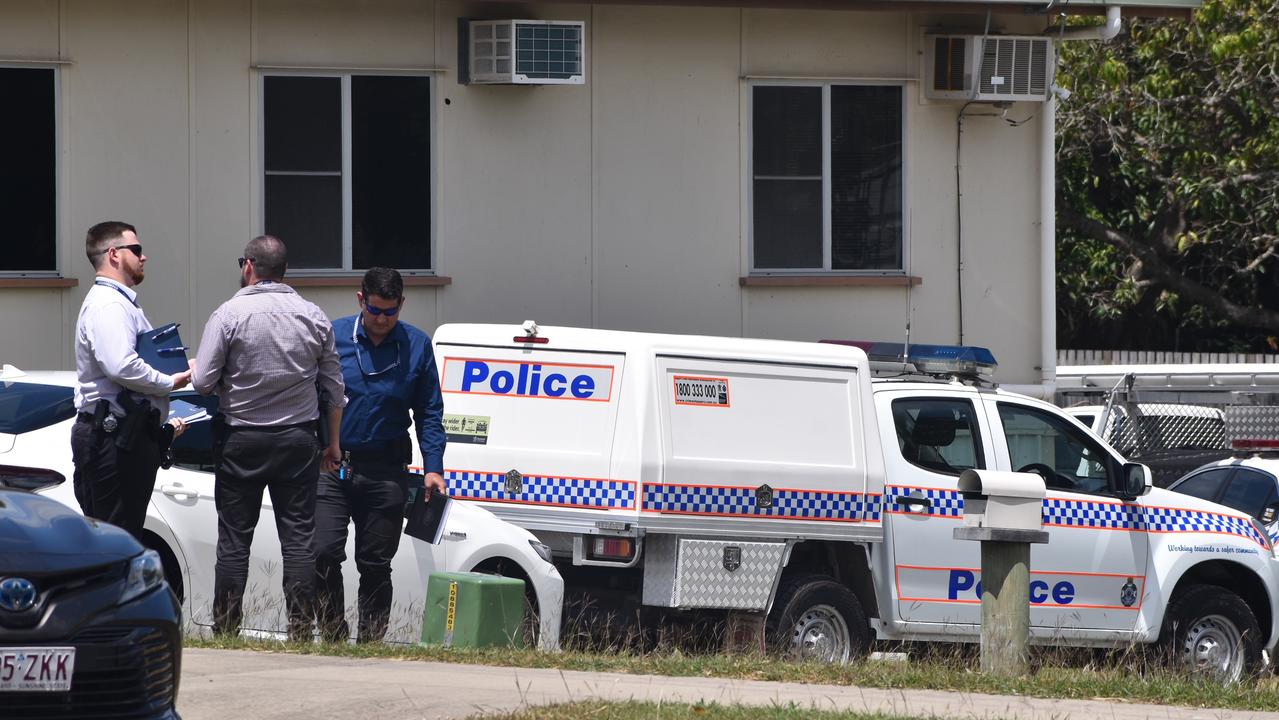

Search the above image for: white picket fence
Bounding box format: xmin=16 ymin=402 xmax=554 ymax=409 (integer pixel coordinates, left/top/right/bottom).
xmin=1058 ymin=349 xmax=1279 ymax=365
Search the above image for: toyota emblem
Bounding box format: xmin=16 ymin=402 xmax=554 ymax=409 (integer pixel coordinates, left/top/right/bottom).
xmin=0 ymin=577 xmax=37 ymax=612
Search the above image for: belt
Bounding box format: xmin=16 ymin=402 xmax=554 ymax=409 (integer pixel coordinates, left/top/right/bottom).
xmin=76 ymin=410 xmax=122 ymax=433
xmin=224 ymin=420 xmax=318 ymax=433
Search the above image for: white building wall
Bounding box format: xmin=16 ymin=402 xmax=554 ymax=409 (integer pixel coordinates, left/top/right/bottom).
xmin=0 ymin=0 xmax=1048 ymax=384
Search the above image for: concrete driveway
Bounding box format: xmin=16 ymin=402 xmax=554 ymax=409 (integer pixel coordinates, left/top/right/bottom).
xmin=178 ymin=648 xmax=1279 ymax=720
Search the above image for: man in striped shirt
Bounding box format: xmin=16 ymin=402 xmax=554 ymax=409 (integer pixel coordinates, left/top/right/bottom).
xmin=193 ymin=234 xmax=346 ymax=641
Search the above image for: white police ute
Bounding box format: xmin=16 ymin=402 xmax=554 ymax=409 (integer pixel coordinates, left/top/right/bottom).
xmin=432 ymin=322 xmax=1279 ymax=681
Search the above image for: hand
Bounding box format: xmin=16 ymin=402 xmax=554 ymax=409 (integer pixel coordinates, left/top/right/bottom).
xmin=423 ymin=472 xmax=446 ymax=499
xmin=167 ymin=417 xmax=187 ymax=439
xmin=171 ymin=368 xmax=193 ymax=391
xmin=322 ymin=445 xmax=342 ymax=473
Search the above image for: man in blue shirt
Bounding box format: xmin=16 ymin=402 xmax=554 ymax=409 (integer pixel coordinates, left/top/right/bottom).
xmin=315 ymin=267 xmax=446 ymax=643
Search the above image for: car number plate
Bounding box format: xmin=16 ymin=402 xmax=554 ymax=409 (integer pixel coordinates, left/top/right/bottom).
xmin=0 ymin=647 xmax=75 ymax=691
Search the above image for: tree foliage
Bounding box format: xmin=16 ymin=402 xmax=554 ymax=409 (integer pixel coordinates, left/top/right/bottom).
xmin=1056 ymin=0 xmax=1279 ymax=351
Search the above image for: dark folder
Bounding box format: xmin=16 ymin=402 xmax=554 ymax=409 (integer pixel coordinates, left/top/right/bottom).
xmin=404 ymin=488 xmax=452 ymax=544
xmin=137 ymin=323 xmax=189 ymax=375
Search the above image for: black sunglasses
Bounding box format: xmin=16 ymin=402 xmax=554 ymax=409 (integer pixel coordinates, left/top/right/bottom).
xmin=237 ymin=256 xmax=254 ymax=269
xmin=101 ymin=244 xmax=143 ymax=258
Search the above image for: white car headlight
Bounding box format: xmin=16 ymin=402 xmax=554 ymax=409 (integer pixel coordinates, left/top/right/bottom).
xmin=529 ymin=540 xmax=554 ymax=564
xmin=120 ymin=549 xmax=165 ymax=604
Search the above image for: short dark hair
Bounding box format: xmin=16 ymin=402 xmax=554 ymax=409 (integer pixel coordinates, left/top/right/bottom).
xmin=361 ymin=267 xmax=403 ymax=301
xmin=244 ymin=235 xmax=287 ymax=280
xmin=85 ymin=221 xmax=137 ymax=269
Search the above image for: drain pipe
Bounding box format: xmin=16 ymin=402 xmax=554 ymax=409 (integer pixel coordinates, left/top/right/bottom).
xmin=1004 ymin=7 xmax=1122 ymax=402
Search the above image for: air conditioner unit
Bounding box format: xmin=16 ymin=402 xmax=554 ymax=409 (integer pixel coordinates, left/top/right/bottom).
xmin=460 ymin=19 xmax=586 ymax=85
xmin=924 ymin=34 xmax=1053 ymax=102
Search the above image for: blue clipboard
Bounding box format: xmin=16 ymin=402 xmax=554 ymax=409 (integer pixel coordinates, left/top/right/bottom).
xmin=137 ymin=323 xmax=189 ymax=375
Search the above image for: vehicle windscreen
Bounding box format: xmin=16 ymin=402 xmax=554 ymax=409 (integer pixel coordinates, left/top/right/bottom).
xmin=0 ymin=382 xmax=76 ymax=433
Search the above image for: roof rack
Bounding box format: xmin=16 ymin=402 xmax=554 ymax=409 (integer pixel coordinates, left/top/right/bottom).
xmin=820 ymin=340 xmax=998 ymax=382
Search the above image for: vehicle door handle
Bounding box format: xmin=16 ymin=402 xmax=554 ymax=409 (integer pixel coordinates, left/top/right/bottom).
xmin=159 ymin=484 xmax=200 ymax=501
xmin=895 ymin=495 xmax=931 ymax=510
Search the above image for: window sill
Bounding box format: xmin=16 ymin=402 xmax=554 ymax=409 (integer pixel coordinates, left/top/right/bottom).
xmin=0 ymin=277 xmax=79 ymax=288
xmin=284 ymin=275 xmax=452 ymax=288
xmin=740 ymin=275 xmax=921 ymax=288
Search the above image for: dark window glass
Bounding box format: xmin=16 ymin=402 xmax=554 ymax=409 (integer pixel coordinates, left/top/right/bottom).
xmin=831 ymin=85 xmax=902 ymax=270
xmin=0 ymin=68 xmax=56 ymax=272
xmin=891 ymin=398 xmax=985 ymax=475
xmin=265 ymin=175 xmax=342 ymax=268
xmin=1220 ymin=469 xmax=1277 ymax=519
xmin=264 ymin=76 xmax=341 ymax=172
xmin=264 ymin=76 xmax=342 ymax=267
xmin=997 ymin=403 xmax=1112 ymax=494
xmin=352 ymin=76 xmax=431 ymax=270
xmin=753 ymin=86 xmax=821 ymax=269
xmin=1170 ymin=468 xmax=1231 ymax=502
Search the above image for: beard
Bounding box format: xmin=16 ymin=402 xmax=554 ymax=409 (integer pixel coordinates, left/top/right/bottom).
xmin=128 ymin=264 xmax=145 ymax=286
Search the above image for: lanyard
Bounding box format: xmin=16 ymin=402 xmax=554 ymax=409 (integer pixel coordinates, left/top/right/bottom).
xmin=94 ymin=279 xmax=137 ymax=307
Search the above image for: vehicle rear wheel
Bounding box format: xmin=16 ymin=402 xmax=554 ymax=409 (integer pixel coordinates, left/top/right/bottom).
xmin=767 ymin=574 xmax=869 ymax=664
xmin=1161 ymin=584 xmax=1262 ymax=683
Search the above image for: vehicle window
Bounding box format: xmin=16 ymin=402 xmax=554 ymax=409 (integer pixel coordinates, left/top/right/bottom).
xmin=1073 ymin=414 xmax=1095 ymax=429
xmin=0 ymin=382 xmax=75 ymax=434
xmin=997 ymin=403 xmax=1112 ymax=494
xmin=891 ymin=398 xmax=985 ymax=475
xmin=1219 ymin=469 xmax=1277 ymax=520
xmin=168 ymin=393 xmax=220 ymax=473
xmin=1170 ymin=468 xmax=1231 ymax=502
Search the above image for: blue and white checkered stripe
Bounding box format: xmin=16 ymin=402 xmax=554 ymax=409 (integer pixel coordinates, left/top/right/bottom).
xmin=1042 ymin=498 xmax=1141 ymax=530
xmin=445 ymin=470 xmax=635 ymax=509
xmin=642 ymin=484 xmax=876 ymax=522
xmin=883 ymin=486 xmax=964 ymax=518
xmin=1140 ymin=505 xmax=1266 ymax=545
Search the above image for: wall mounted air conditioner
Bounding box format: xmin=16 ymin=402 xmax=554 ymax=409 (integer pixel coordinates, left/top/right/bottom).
xmin=460 ymin=19 xmax=586 ymax=85
xmin=925 ymin=34 xmax=1053 ymax=102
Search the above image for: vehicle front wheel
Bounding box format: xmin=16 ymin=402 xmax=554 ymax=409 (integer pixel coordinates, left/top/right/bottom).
xmin=767 ymin=574 xmax=870 ymax=664
xmin=1161 ymin=584 xmax=1262 ymax=683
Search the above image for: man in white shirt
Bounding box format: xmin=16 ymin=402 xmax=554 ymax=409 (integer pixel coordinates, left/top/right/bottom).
xmin=72 ymin=221 xmax=193 ymax=539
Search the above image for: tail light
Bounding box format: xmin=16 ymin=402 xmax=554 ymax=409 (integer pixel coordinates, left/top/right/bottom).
xmin=589 ymin=537 xmax=635 ymax=561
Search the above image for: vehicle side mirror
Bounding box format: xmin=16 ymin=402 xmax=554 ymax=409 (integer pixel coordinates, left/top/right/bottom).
xmin=1262 ymin=502 xmax=1279 ymax=526
xmin=1115 ymin=462 xmax=1153 ymax=499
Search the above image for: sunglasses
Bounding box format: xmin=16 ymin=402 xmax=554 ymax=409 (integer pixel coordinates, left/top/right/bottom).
xmin=363 ymin=302 xmax=401 ymax=317
xmin=237 ymin=256 xmax=254 ymax=269
xmin=101 ymin=244 xmax=143 ymax=258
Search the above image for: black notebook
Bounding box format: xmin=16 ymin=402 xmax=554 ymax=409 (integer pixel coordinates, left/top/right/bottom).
xmin=404 ymin=488 xmax=452 ymax=544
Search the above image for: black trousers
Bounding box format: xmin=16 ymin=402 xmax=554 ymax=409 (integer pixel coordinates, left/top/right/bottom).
xmin=212 ymin=424 xmax=320 ymax=641
xmin=314 ymin=459 xmax=410 ymax=643
xmin=70 ymin=419 xmax=162 ymax=540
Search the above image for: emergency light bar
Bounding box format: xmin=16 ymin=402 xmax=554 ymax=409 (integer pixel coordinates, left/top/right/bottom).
xmin=821 ymin=340 xmax=998 ymax=379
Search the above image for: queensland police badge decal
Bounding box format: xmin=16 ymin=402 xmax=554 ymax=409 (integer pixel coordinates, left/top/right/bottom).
xmin=1121 ymin=578 xmax=1138 ymax=607
xmin=505 ymin=469 xmax=523 ymax=495
xmin=723 ymin=546 xmax=742 ymax=572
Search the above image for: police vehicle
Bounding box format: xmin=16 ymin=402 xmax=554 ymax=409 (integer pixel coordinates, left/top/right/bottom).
xmin=430 ymin=322 xmax=1279 ymax=680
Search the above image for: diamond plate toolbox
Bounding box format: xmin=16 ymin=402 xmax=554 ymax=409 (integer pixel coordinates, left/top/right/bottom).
xmin=1225 ymin=405 xmax=1279 ymax=444
xmin=644 ymin=538 xmax=786 ymax=610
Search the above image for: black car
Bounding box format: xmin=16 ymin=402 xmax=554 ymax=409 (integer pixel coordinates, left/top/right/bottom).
xmin=0 ymin=488 xmax=181 ymax=719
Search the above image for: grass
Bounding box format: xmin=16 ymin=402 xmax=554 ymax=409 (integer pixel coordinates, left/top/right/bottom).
xmin=473 ymin=702 xmax=929 ymax=720
xmin=185 ymin=634 xmax=1279 ymax=711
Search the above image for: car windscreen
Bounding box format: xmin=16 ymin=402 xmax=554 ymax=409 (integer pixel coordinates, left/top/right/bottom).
xmin=0 ymin=381 xmax=76 ymax=433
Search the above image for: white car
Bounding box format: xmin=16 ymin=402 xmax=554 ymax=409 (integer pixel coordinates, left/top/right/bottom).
xmin=1169 ymin=454 xmax=1279 ymax=543
xmin=0 ymin=370 xmax=563 ymax=648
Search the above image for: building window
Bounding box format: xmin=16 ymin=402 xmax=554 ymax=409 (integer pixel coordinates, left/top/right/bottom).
xmin=0 ymin=67 xmax=57 ymax=274
xmin=750 ymin=83 xmax=903 ymax=272
xmin=262 ymin=73 xmax=432 ymax=271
